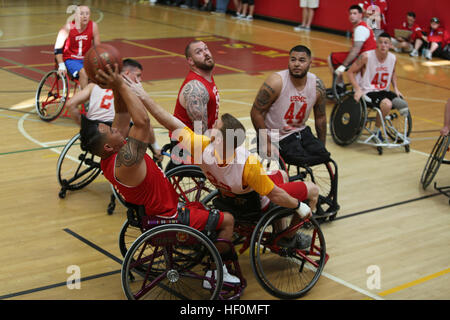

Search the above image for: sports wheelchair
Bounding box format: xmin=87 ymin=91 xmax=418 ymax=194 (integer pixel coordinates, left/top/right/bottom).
xmin=118 ymin=164 xmax=328 ymax=300
xmin=56 ymin=132 xmax=120 ymax=214
xmin=35 ymin=62 xmax=86 ymax=122
xmin=250 ymin=136 xmax=340 ymax=223
xmin=420 ymin=134 xmax=450 ymax=203
xmin=330 ymin=92 xmax=412 ymax=155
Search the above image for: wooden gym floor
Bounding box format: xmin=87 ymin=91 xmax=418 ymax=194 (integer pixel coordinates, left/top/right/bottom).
xmin=0 ymin=0 xmax=448 ymax=300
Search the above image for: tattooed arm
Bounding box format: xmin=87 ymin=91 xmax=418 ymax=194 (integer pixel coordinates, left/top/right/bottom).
xmin=314 ymin=77 xmax=328 ymax=145
xmin=179 ymin=80 xmax=210 ymax=133
xmin=250 ymin=73 xmax=282 ymax=156
xmin=114 ymin=136 xmax=149 ymax=186
xmin=250 ymin=73 xmax=282 ymax=131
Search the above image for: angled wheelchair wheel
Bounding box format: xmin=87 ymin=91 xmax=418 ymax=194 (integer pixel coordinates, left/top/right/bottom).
xmin=250 ymin=207 xmax=327 ymax=299
xmin=56 ymin=133 xmax=102 ymax=198
xmin=385 ymin=109 xmax=412 ymax=142
xmin=420 ymin=135 xmax=450 ymax=190
xmin=35 ymin=70 xmax=68 ymax=121
xmin=118 ymin=219 xmax=143 ymax=258
xmin=330 ymin=94 xmax=367 ymax=146
xmin=165 ymin=165 xmax=216 ymax=204
xmin=121 ymin=224 xmax=223 ymax=300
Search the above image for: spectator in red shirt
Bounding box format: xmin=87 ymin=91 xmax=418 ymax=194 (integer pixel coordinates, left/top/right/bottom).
xmin=391 ymin=12 xmax=422 ymax=53
xmin=410 ymin=17 xmax=449 ymax=60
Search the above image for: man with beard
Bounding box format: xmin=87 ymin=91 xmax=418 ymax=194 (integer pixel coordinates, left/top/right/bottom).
xmin=173 ymin=40 xmax=220 ymax=134
xmin=250 ymin=45 xmax=331 ymax=167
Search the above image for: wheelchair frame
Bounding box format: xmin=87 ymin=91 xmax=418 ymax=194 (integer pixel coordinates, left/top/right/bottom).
xmin=420 ymin=134 xmax=450 ymax=203
xmin=118 ymin=164 xmax=329 ymax=300
xmin=330 ymin=92 xmax=412 ymax=155
xmin=35 ymin=62 xmax=86 ymax=122
xmin=56 ymin=132 xmax=123 ymax=214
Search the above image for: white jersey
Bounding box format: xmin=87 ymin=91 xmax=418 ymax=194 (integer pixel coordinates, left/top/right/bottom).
xmin=264 ymin=70 xmax=317 ymax=142
xmin=357 ymin=50 xmax=396 ymax=94
xmin=199 ymin=144 xmax=270 ymax=209
xmin=86 ymin=85 xmax=115 ymax=123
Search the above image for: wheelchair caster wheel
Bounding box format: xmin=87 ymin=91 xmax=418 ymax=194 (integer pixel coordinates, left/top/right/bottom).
xmin=377 ymin=147 xmax=383 ymax=155
xmin=405 ymin=145 xmax=410 ymax=153
xmin=59 ymin=189 xmax=66 ymax=199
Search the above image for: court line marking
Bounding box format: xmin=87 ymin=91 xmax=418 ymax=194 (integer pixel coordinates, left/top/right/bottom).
xmin=0 ymin=269 xmax=121 ymax=300
xmin=122 ymin=39 xmax=247 ymax=74
xmin=378 ymin=267 xmax=450 ymax=297
xmin=0 ymin=9 xmax=103 ymax=42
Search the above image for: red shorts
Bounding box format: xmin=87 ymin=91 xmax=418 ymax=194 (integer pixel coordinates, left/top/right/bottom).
xmin=184 ymin=202 xmax=224 ymax=231
xmin=330 ymin=51 xmax=354 ymax=69
xmin=268 ymin=170 xmax=308 ymax=202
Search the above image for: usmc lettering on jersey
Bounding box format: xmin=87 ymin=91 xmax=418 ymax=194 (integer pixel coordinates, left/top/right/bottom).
xmin=290 ymin=96 xmax=306 ymax=102
xmin=75 ymin=35 xmax=88 ymax=41
xmin=376 ymin=66 xmax=388 ymax=72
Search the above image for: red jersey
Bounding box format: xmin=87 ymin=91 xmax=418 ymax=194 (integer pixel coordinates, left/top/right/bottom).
xmin=63 ymin=20 xmax=93 ymax=61
xmin=101 ymin=152 xmax=179 ymax=218
xmin=173 ymin=70 xmax=220 ymax=132
xmin=400 ymin=21 xmax=422 ymax=42
xmin=355 ymin=21 xmax=377 ymax=54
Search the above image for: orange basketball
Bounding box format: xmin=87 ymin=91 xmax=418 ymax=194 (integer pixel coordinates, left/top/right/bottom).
xmin=84 ymin=44 xmax=122 ymax=83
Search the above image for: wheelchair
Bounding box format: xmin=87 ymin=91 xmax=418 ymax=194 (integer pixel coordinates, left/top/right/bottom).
xmin=251 ymin=137 xmax=340 ymax=223
xmin=420 ymin=134 xmax=450 ymax=203
xmin=35 ymin=62 xmax=86 ymax=122
xmin=118 ymin=164 xmax=328 ymax=300
xmin=330 ymin=92 xmax=412 ymax=155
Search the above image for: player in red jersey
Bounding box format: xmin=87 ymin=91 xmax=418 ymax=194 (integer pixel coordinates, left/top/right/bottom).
xmin=54 ymin=5 xmax=100 ymax=89
xmin=327 ymin=5 xmax=377 ymax=94
xmin=79 ymin=64 xmax=240 ymax=286
xmin=173 ymin=40 xmax=220 ymax=134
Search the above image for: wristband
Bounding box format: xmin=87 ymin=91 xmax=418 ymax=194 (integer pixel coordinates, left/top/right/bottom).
xmin=335 ymin=65 xmax=346 ymax=74
xmin=295 ymin=201 xmax=311 ymax=219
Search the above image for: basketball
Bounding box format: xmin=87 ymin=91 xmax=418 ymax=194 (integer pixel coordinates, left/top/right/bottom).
xmin=84 ymin=44 xmax=122 ymax=82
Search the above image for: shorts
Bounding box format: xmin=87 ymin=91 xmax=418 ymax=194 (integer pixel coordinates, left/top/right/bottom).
xmin=64 ymin=59 xmax=84 ymax=79
xmin=365 ymin=91 xmax=398 ymax=109
xmin=329 ymin=52 xmax=356 ymax=69
xmin=279 ymin=126 xmax=331 ymax=167
xmin=183 ymin=202 xmax=224 ymax=231
xmin=269 ymin=170 xmax=309 ymax=202
xmin=300 ymin=0 xmax=319 ymax=8
xmin=242 ymin=0 xmax=255 ymax=4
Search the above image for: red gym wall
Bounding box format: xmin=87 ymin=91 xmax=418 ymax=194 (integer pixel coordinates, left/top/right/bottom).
xmin=224 ymin=0 xmax=449 ymax=34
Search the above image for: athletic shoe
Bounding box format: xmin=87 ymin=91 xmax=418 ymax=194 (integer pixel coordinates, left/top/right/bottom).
xmin=294 ymin=25 xmax=304 ymax=32
xmin=409 ymin=49 xmax=419 ymax=57
xmin=245 ymin=15 xmax=253 ymax=21
xmin=231 ymin=13 xmax=242 ymax=19
xmin=425 ymin=50 xmax=432 ymax=60
xmin=393 ymin=46 xmax=402 ymax=53
xmin=278 ymin=233 xmax=312 ymax=250
xmin=203 ymin=264 xmax=241 ymax=289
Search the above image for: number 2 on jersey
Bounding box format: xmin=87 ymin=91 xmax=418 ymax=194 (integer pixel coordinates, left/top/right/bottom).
xmin=284 ymin=102 xmax=307 ymax=125
xmin=100 ymin=90 xmax=114 ymax=109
